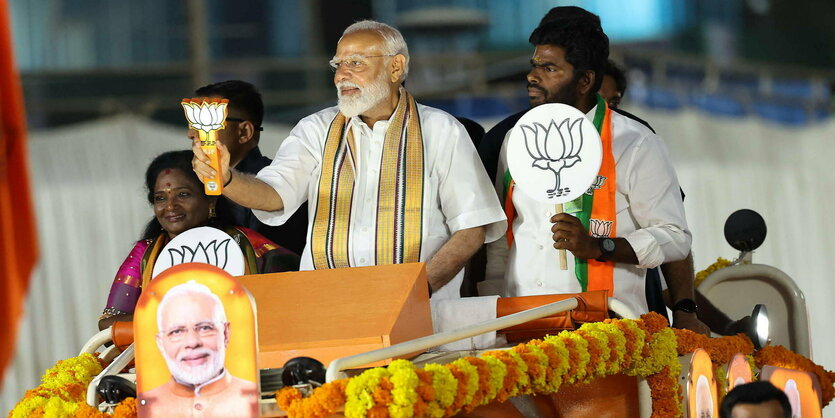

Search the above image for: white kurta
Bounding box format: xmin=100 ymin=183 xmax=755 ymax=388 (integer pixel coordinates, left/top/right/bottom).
xmin=482 ymin=106 xmax=691 ymax=314
xmin=254 ymin=104 xmax=507 ymax=300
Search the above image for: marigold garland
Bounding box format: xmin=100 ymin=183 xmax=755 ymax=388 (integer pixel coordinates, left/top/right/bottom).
xmin=695 ymin=257 xmax=731 ymax=288
xmin=18 ymin=313 xmax=834 ymax=418
xmin=276 ymin=380 xmax=348 ymax=418
xmin=9 ymin=353 xmax=136 ymax=418
xmin=673 ymin=328 xmax=754 ymax=365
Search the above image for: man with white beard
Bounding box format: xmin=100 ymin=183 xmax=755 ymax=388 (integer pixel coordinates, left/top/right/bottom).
xmin=192 ymin=20 xmax=505 ymax=299
xmin=139 ymin=281 xmax=257 ymax=417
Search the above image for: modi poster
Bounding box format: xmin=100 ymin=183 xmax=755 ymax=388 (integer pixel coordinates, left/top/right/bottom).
xmin=134 ymin=263 xmax=259 ymax=417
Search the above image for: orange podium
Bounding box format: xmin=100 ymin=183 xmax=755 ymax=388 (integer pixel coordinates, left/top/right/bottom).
xmin=239 ymin=262 xmax=433 ymax=369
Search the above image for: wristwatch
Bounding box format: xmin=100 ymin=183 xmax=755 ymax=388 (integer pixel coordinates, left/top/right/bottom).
xmin=595 ymin=238 xmax=616 ymax=262
xmin=672 ymin=298 xmax=698 ymax=314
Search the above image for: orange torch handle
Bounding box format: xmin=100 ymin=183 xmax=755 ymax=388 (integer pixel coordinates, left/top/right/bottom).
xmin=199 ymin=130 xmax=223 ymax=195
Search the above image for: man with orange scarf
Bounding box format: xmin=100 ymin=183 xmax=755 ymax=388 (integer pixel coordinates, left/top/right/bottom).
xmin=192 ymin=20 xmax=506 ymax=300
xmin=479 ymin=7 xmax=709 ymax=333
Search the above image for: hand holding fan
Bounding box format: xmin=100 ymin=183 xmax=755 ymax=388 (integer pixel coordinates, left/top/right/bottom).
xmin=506 ymin=103 xmax=603 ymax=269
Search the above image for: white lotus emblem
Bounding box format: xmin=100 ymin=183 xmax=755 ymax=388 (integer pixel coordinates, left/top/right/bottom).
xmin=521 ymin=118 xmax=584 ymax=198
xmin=181 ymin=98 xmax=229 ymax=133
xmin=166 ymin=239 xmax=232 ymax=269
xmin=589 ymin=219 xmax=613 ymax=238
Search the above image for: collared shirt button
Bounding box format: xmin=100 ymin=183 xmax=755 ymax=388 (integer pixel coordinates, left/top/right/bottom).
xmin=360 ymin=258 xmax=366 ymax=263
xmin=536 ymin=281 xmax=543 ymax=287
xmin=362 ymin=227 xmax=368 ymax=233
xmin=537 ymin=244 xmax=544 ymax=250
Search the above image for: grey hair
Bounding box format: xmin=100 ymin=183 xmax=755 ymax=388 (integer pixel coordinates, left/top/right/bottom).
xmin=342 ymin=20 xmax=410 ymax=80
xmin=157 ymin=280 xmax=227 ymax=332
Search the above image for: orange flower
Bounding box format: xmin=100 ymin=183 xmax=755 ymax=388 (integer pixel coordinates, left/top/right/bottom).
xmin=367 ymin=405 xmax=389 ymax=418
xmin=647 ymin=365 xmax=681 ymax=418
xmin=482 ymin=350 xmax=521 ymax=403
xmin=561 ymin=338 xmax=582 ymax=378
xmin=463 ymin=358 xmax=490 ymax=411
xmin=673 ymin=328 xmax=754 ymax=365
xmin=276 ymin=380 xmax=348 ymax=418
xmin=112 ymin=397 xmax=138 ymax=417
xmin=372 ymin=378 xmax=394 ymax=406
xmin=73 ymin=403 xmax=108 ymax=418
xmin=639 ymin=312 xmax=669 ymax=335
xmin=276 ymin=386 xmax=303 ymax=410
xmin=575 ymin=330 xmax=604 ymax=379
xmin=512 ymin=345 xmax=545 ymax=390
xmin=612 ymin=320 xmax=637 ymax=366
xmin=413 ymin=369 xmax=434 ymax=417
xmin=445 ymin=364 xmax=470 ymax=415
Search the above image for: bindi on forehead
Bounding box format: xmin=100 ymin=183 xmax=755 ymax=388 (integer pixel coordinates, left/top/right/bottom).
xmin=164 ymin=169 xmax=172 ymax=174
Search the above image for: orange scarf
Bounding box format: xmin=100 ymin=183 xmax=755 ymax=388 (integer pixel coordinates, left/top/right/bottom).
xmin=503 ymin=95 xmax=616 ymax=293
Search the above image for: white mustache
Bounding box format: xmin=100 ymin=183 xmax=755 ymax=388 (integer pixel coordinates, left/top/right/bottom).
xmin=336 ymin=81 xmax=362 ymax=94
xmin=178 ymin=348 xmax=213 ymax=362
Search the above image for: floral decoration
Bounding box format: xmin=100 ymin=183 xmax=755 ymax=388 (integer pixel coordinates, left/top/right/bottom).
xmin=15 ymin=313 xmax=835 ymax=418
xmin=695 ymin=257 xmax=731 ymax=288
xmin=8 ymin=353 xmax=136 ymax=417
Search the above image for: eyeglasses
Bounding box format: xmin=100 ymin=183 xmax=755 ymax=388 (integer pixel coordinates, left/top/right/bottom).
xmin=328 ymin=54 xmax=395 ymax=73
xmin=226 ymin=117 xmax=264 ymax=132
xmin=161 ymin=321 xmax=222 ymax=342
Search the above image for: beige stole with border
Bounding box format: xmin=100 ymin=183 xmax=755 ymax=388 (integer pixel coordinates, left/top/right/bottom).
xmin=311 ymin=89 xmax=425 ymax=269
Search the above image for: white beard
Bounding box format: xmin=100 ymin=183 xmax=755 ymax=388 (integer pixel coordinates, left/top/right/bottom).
xmin=163 ymin=344 xmax=226 ymax=386
xmin=336 ymin=73 xmax=390 ymax=118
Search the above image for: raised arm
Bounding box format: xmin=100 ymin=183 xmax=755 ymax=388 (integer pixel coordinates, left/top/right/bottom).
xmin=191 ymin=140 xmax=284 ymax=211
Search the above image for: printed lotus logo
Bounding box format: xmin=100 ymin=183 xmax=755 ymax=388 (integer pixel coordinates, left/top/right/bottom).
xmin=521 ymin=118 xmax=585 ymax=198
xmin=181 ymin=98 xmax=229 ymax=133
xmin=585 ymin=175 xmax=606 ymax=195
xmin=589 ymin=219 xmax=612 ymax=238
xmin=166 ymin=239 xmax=232 ymax=270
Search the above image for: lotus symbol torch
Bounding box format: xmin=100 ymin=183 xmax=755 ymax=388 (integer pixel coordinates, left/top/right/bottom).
xmin=182 ymin=98 xmax=229 ymax=195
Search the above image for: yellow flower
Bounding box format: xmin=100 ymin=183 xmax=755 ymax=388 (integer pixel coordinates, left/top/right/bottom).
xmin=482 ymin=356 xmax=507 ymax=401
xmin=42 ymin=396 xmax=80 ymax=417
xmin=695 ymin=257 xmax=731 ymax=288
xmin=388 ymin=359 xmax=419 ymax=418
xmin=582 ymin=322 xmax=626 ymax=374
xmin=450 ymin=358 xmax=479 ymax=407
xmin=423 ymin=364 xmax=456 ymax=417
xmin=10 ymin=354 xmax=103 ymax=418
xmin=522 ymin=344 xmax=550 ymax=392
xmin=558 ymin=331 xmax=591 ymax=383
xmin=344 ymin=367 xmax=389 ymax=418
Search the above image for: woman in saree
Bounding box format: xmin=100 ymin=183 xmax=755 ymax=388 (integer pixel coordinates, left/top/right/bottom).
xmin=98 ymin=150 xmax=299 ymax=330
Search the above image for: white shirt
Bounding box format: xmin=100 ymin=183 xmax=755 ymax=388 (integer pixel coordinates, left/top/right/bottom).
xmin=254 ymin=104 xmax=507 ymax=299
xmin=481 ymin=106 xmax=691 ymax=314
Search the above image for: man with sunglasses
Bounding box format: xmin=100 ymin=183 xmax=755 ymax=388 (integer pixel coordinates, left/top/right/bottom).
xmin=191 ymin=21 xmax=505 ymax=299
xmin=187 ymin=80 xmax=307 ymax=257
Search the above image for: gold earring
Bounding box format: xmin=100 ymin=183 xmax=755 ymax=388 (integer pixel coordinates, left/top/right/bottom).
xmin=208 ymin=205 xmax=216 ymax=219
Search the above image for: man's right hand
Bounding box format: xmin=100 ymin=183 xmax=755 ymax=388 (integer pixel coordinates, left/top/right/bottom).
xmin=192 ymin=138 xmax=232 ymax=187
